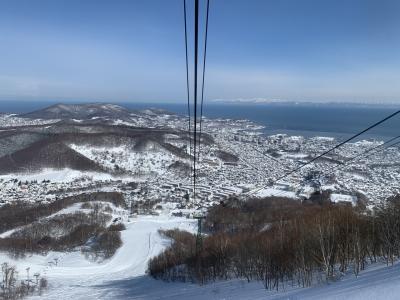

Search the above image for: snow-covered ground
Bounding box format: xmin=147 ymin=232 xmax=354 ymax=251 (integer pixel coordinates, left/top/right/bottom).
xmin=0 ymin=168 xmax=115 ymax=183
xmin=1 ymin=205 xmax=400 ymax=299
xmin=330 ymin=193 xmax=358 ymax=206
xmin=0 ymin=215 xmax=197 ymax=300
xmin=69 ymin=144 xmax=179 ymax=175
xmin=88 ymin=261 xmax=400 ymax=300
xmin=253 ymin=188 xmax=297 ymax=198
xmin=0 ymin=114 xmax=59 ymax=127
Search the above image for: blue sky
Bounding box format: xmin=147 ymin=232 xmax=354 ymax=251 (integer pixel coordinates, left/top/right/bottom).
xmin=0 ymin=0 xmax=399 ymax=103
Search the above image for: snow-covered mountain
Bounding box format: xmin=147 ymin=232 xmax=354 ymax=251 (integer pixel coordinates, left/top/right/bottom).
xmin=22 ymin=103 xmax=134 ymax=120
xmin=18 ymin=103 xmax=179 ymax=128
xmin=0 ymin=103 xmax=196 ymax=175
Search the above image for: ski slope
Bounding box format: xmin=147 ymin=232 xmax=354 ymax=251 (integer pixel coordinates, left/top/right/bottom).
xmin=2 ymin=214 xmax=400 ymax=299
xmin=0 ymin=215 xmax=197 ymax=300
xmin=91 ymin=261 xmax=400 ymax=300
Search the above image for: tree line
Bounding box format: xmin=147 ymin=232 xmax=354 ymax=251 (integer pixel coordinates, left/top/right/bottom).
xmin=1 ymin=262 xmax=47 ymax=300
xmin=0 ymin=193 xmax=126 ymax=259
xmin=0 ymin=192 xmax=125 ymax=234
xmin=149 ymin=194 xmax=400 ymax=290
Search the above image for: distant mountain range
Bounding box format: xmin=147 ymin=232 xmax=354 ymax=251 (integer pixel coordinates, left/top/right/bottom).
xmin=211 ymin=98 xmax=400 ymax=108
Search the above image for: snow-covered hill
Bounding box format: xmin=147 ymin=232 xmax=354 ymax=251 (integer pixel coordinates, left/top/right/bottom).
xmin=22 ymin=103 xmax=132 ymax=120
xmin=20 ymin=103 xmax=177 ymax=123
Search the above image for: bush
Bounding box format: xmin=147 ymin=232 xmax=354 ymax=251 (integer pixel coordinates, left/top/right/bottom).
xmin=94 ymin=230 xmax=122 ymax=259
xmin=39 ymin=278 xmax=48 ymax=294
xmin=0 ymin=192 xmax=126 ymax=234
xmin=0 ymin=202 xmax=126 ymax=260
xmin=1 ymin=262 xmax=48 ymax=299
xmin=149 ymin=194 xmax=400 ymax=289
xmin=108 ymin=223 xmax=126 ymax=231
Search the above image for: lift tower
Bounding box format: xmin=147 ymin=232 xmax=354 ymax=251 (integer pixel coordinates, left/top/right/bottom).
xmin=193 ymin=214 xmax=206 ymax=253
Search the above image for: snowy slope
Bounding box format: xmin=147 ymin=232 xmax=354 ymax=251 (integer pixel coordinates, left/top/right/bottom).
xmin=254 ymin=188 xmax=297 ymax=198
xmin=0 ymin=168 xmax=114 ymax=183
xmin=2 ymin=213 xmax=400 ymax=299
xmin=69 ymin=144 xmax=179 ymax=175
xmin=0 ymin=215 xmax=196 ymax=300
xmin=92 ymin=261 xmax=400 ymax=300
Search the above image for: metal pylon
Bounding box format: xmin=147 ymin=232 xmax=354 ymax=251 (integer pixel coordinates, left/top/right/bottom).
xmin=193 ymin=215 xmax=205 ymax=253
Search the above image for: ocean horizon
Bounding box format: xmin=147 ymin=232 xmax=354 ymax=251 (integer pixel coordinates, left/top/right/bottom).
xmin=0 ymin=100 xmax=398 ymax=140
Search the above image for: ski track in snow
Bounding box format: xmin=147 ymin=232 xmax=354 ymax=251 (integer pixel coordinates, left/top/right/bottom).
xmin=2 ymin=214 xmax=400 ymax=299
xmin=21 ymin=216 xmax=195 ymax=300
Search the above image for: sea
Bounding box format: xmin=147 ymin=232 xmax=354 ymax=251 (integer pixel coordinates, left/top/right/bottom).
xmin=0 ymin=100 xmax=399 ymax=141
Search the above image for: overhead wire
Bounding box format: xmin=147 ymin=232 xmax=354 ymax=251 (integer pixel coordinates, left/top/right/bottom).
xmin=350 ymin=138 xmax=400 ymax=163
xmin=182 ymin=0 xmax=211 ymax=203
xmin=338 ymin=135 xmax=400 ymax=166
xmin=192 ymin=0 xmax=199 ymax=201
xmin=198 ymin=0 xmax=210 ymax=162
xmin=183 ymin=0 xmax=192 ymax=163
xmin=181 ymin=2 xmax=399 ymax=204
xmin=265 ymin=135 xmax=400 ymax=198
xmin=270 ymin=110 xmax=400 ymax=185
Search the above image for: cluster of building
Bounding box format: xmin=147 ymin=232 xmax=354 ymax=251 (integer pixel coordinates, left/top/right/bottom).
xmin=0 ymin=112 xmax=399 ymax=213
